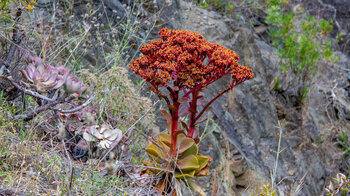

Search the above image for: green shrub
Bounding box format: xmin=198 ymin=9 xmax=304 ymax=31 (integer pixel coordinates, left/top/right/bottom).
xmin=265 ymin=0 xmax=338 ymax=75
xmin=197 ymin=0 xmax=235 ymax=15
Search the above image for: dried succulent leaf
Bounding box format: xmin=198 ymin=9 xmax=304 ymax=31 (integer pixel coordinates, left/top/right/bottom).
xmin=83 ymin=131 xmax=98 ymax=142
xmin=103 ymin=128 xmax=122 ymax=141
xmin=98 ymin=140 xmax=112 ymax=149
xmin=187 ymin=180 xmax=206 ymax=196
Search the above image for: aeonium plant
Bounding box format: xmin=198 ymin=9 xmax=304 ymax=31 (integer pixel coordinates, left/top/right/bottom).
xmin=20 ymin=56 xmax=69 ymax=92
xmin=20 ymin=56 xmax=87 ymax=96
xmin=14 ymin=56 xmax=92 ymax=121
xmin=130 ymin=28 xmax=253 ymax=194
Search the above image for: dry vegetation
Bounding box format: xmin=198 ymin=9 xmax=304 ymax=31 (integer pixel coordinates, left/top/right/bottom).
xmin=0 ymin=0 xmax=165 ymax=195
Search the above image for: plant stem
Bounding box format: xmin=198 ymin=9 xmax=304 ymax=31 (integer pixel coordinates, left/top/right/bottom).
xmin=188 ymin=90 xmax=198 ymax=138
xmin=170 ymin=90 xmax=180 ymax=154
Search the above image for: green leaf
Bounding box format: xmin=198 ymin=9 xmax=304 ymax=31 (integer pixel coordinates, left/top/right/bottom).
xmin=176 ymin=134 xmax=196 ymax=154
xmin=145 ymin=143 xmax=168 ymax=162
xmin=174 ymin=170 xmax=195 ymax=179
xmin=157 ymin=132 xmax=171 ymax=146
xmin=180 ymin=143 xmax=198 ymax=158
xmin=197 ymin=155 xmax=210 ymax=171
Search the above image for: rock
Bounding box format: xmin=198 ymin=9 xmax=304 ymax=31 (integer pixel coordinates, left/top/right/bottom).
xmin=231 ymin=158 xmax=248 ymax=177
xmin=72 ymin=139 xmax=89 ymax=159
xmin=103 ymin=0 xmax=126 ymax=18
xmin=174 ymin=1 xmax=350 ymax=195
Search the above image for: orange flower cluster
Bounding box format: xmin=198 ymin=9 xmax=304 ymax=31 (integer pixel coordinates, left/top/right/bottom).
xmin=129 ymin=28 xmax=253 ymax=89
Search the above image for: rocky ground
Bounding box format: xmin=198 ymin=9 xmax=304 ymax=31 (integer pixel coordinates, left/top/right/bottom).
xmin=1 ymin=0 xmax=350 ymax=195
xmin=155 ymin=0 xmax=350 ymax=195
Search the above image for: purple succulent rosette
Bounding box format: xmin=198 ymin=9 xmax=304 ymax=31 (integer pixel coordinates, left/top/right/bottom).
xmin=20 ymin=56 xmax=87 ymax=96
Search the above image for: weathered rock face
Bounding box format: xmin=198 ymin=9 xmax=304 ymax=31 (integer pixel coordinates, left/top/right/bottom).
xmin=173 ymin=1 xmax=350 ymax=195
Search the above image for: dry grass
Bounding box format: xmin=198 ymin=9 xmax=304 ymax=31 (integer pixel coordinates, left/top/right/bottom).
xmin=0 ymin=0 xmax=164 ymax=195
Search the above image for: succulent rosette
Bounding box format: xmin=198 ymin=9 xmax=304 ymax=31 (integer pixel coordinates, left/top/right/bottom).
xmin=20 ymin=56 xmax=88 ymax=96
xmin=64 ymin=74 xmax=88 ymax=96
xmin=83 ymin=124 xmax=123 ymax=149
xmin=20 ymin=56 xmax=70 ymax=92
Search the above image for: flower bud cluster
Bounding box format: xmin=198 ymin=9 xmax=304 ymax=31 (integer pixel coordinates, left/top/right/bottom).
xmin=130 ymin=28 xmax=253 ymax=89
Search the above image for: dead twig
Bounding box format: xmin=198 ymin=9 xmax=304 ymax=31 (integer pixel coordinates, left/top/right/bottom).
xmin=6 ymin=76 xmax=56 ymax=102
xmin=62 ymin=140 xmax=74 ymax=195
xmin=52 ymin=93 xmax=96 ymax=113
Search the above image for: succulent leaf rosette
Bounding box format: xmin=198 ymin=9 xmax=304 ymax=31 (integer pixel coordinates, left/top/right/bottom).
xmin=64 ymin=74 xmax=88 ymax=96
xmin=143 ymin=132 xmax=211 ymax=179
xmin=20 ymin=56 xmax=87 ymax=96
xmin=83 ymin=124 xmax=123 ymax=149
xmin=20 ymin=56 xmax=69 ymax=92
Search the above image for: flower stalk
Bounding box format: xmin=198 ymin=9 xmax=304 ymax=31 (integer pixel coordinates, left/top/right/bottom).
xmin=130 ymin=27 xmax=254 ymax=153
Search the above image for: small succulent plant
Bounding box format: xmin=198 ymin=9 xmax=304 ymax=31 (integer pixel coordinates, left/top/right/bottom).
xmin=64 ymin=74 xmax=88 ymax=96
xmin=20 ymin=56 xmax=69 ymax=92
xmin=142 ymin=132 xmax=211 ymax=194
xmin=20 ymin=56 xmax=87 ymax=96
xmin=83 ymin=124 xmax=123 ymax=149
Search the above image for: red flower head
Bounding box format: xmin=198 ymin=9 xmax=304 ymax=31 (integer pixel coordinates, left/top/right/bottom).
xmin=129 ymin=28 xmax=253 ymax=90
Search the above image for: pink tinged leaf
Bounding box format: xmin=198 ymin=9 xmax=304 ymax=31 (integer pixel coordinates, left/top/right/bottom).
xmin=41 ymin=70 xmax=51 ymax=81
xmin=178 ymin=96 xmax=191 ymax=104
xmin=181 ymin=121 xmax=189 ymax=132
xmin=54 ymin=69 xmax=69 ymax=89
xmin=41 ymin=79 xmax=57 ymax=88
xmin=21 ymin=70 xmax=34 ymax=83
xmin=194 ymin=117 xmax=208 ymax=125
xmin=30 ymin=56 xmax=43 ymax=64
xmin=37 ymin=64 xmax=45 ymax=74
xmin=54 ymin=65 xmax=70 ymax=76
xmin=64 ymin=75 xmax=82 ymax=93
xmin=192 ymin=127 xmax=198 ymax=138
xmin=64 ymin=77 xmax=72 ymax=91
xmin=178 ymin=105 xmax=189 ymax=117
xmin=19 ymin=81 xmax=31 ymax=88
xmin=26 ymin=63 xmax=36 ymax=76
xmin=160 ymin=109 xmax=172 ymax=131
xmin=32 ymin=69 xmax=41 ymax=83
xmin=77 ymin=84 xmax=88 ymax=95
xmin=71 ymin=81 xmax=81 ymax=92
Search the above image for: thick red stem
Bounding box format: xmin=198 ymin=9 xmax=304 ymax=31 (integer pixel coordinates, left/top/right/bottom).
xmin=170 ymin=90 xmax=180 ymax=155
xmin=188 ymin=90 xmax=198 ymax=138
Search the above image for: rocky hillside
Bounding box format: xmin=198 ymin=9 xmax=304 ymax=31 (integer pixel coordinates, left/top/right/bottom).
xmin=144 ymin=0 xmax=350 ymax=195
xmin=1 ymin=0 xmax=349 ymax=195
